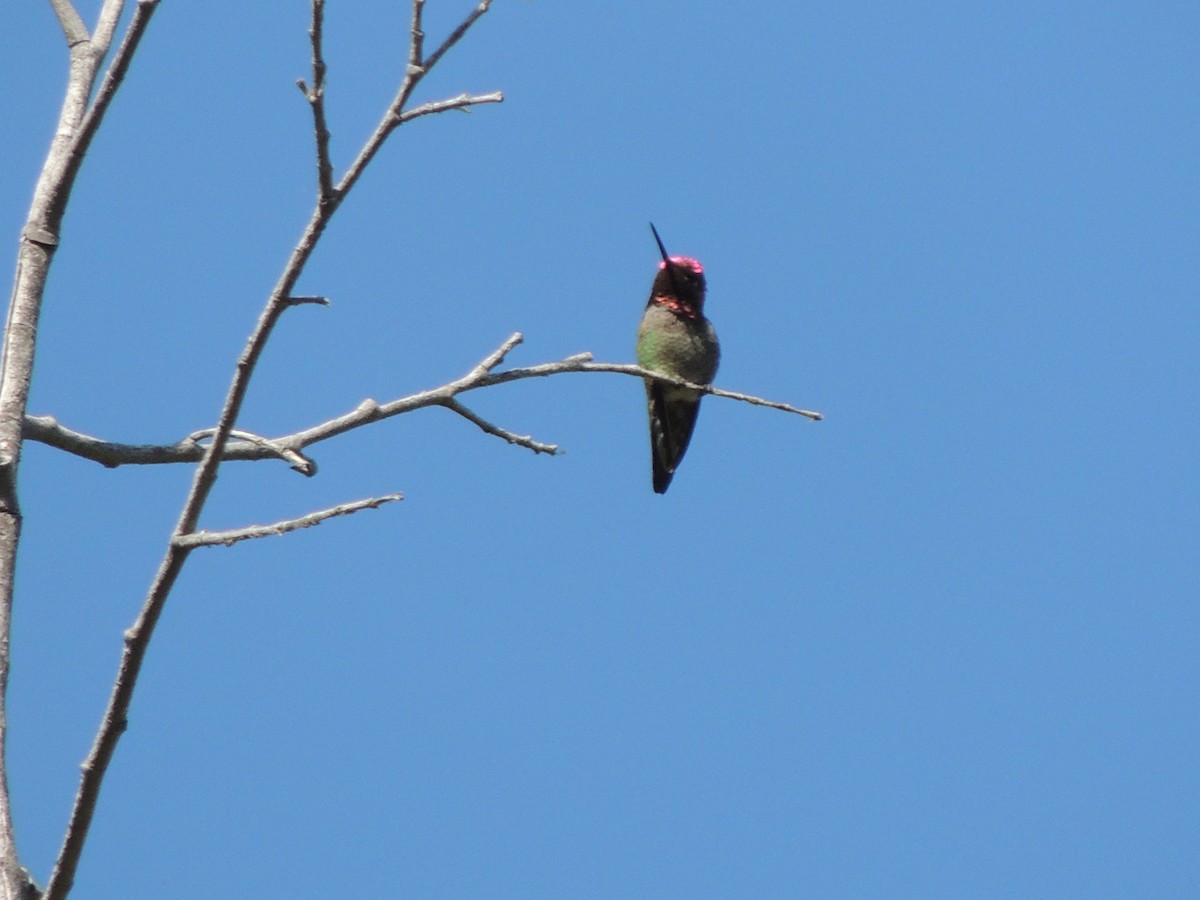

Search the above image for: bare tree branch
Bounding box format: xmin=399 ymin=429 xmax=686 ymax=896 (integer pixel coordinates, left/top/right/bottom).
xmin=296 ymin=0 xmax=334 ymax=202
xmin=407 ymin=0 xmax=426 ymax=81
xmin=173 ymin=493 xmax=403 ymax=549
xmin=336 ymin=0 xmax=501 ymax=199
xmin=76 ymin=2 xmax=159 ymax=161
xmin=90 ymin=0 xmax=128 ymax=60
xmin=8 ymin=1 xmax=825 ymax=896
xmin=2 ymin=4 xmax=159 ymax=899
xmin=470 ymin=330 xmax=524 ymax=375
xmin=187 ymin=428 xmax=317 ymax=475
xmin=570 ymin=365 xmax=824 ymax=421
xmin=41 ymin=4 xmax=501 ymax=897
xmin=442 ymin=399 xmax=559 ymax=455
xmin=398 ymin=91 xmax=504 ymax=123
xmin=49 ymin=0 xmax=89 ymax=46
xmin=22 ymin=417 xmax=318 ymax=473
xmin=422 ymin=0 xmax=491 ymax=73
xmin=26 ymin=335 xmax=822 ymax=471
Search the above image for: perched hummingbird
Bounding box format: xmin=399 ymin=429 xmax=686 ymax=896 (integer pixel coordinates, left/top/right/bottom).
xmin=636 ymin=223 xmax=720 ymax=494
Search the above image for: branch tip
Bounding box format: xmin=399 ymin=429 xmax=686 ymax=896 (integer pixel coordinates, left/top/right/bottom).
xmin=444 ymin=399 xmax=559 ymax=455
xmin=283 ymin=294 xmax=330 ymax=308
xmin=469 ymin=332 xmax=523 ymax=377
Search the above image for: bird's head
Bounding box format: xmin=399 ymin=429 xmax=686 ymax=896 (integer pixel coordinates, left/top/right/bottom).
xmin=648 ymin=223 xmax=707 ymax=312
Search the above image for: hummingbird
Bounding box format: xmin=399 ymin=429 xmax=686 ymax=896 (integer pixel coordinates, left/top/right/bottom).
xmin=636 ymin=223 xmax=720 ymax=494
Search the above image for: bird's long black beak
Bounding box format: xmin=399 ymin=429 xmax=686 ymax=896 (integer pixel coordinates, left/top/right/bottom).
xmin=649 ymin=222 xmax=672 ymax=266
xmin=649 ymin=221 xmax=684 ymax=300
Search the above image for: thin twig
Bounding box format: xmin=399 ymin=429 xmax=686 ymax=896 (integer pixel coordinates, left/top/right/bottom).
xmin=408 ymin=0 xmax=425 ymax=75
xmin=335 ymin=0 xmax=499 ymax=199
xmin=423 ymin=0 xmax=492 ymax=72
xmin=76 ymin=2 xmax=160 ymax=156
xmin=572 ymin=364 xmax=824 ymax=420
xmin=173 ymin=494 xmax=403 ymax=548
xmin=301 ymin=0 xmax=335 ymax=201
xmin=398 ymin=91 xmax=504 ymax=123
xmin=442 ymin=399 xmax=558 ymax=455
xmin=470 ymin=330 xmax=524 ymax=376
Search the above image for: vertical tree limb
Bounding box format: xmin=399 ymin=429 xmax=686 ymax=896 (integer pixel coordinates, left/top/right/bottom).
xmin=0 ymin=4 xmax=159 ymax=898
xmin=41 ymin=3 xmax=498 ymax=897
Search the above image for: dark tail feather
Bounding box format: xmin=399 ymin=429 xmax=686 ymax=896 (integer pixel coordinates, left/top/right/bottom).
xmin=648 ymin=382 xmax=674 ymax=493
xmin=647 ymin=383 xmax=700 ymax=494
xmin=652 ymin=456 xmax=673 ymax=494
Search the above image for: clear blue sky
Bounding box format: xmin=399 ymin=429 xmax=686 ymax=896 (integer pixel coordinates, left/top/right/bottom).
xmin=2 ymin=2 xmax=1197 ymax=897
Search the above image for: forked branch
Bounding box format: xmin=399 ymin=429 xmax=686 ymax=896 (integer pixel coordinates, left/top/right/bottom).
xmin=41 ymin=3 xmax=501 ymax=898
xmin=26 ymin=333 xmax=823 ymax=472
